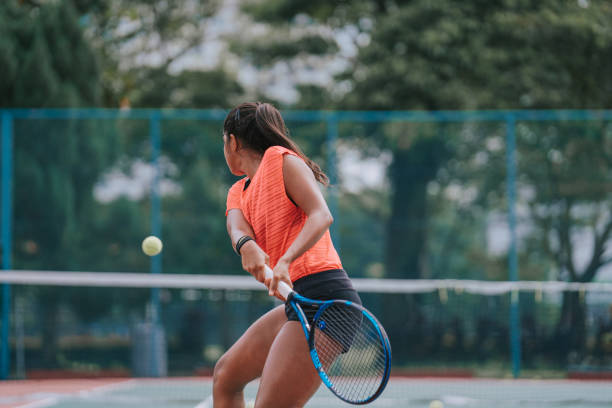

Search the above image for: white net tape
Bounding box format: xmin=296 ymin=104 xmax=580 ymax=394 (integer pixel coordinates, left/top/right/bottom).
xmin=1 ymin=270 xmax=611 ymax=294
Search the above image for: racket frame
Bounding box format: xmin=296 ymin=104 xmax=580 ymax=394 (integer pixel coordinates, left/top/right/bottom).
xmin=266 ymin=267 xmax=392 ymax=405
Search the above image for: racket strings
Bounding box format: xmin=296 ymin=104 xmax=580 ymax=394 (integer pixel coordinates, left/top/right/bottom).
xmin=317 ymin=312 xmax=385 ymax=398
xmin=313 ymin=303 xmax=387 ymax=402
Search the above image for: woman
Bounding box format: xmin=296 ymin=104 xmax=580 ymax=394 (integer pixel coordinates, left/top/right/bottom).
xmin=214 ymin=102 xmax=361 ymax=408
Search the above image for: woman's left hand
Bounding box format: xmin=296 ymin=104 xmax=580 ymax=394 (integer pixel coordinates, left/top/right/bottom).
xmin=267 ymin=258 xmax=293 ymax=301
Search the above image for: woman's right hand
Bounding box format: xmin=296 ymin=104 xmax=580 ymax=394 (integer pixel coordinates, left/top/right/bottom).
xmin=239 ymin=240 xmax=270 ymax=283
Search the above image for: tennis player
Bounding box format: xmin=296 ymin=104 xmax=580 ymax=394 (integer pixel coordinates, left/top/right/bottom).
xmin=214 ymin=102 xmax=361 ymax=407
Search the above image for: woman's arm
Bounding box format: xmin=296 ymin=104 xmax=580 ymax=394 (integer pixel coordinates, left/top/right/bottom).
xmin=268 ymin=154 xmax=334 ymax=295
xmin=226 ymin=209 xmax=269 ymax=283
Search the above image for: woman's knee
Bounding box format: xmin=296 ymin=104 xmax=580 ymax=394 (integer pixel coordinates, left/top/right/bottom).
xmin=212 ymin=353 xmax=234 ymax=392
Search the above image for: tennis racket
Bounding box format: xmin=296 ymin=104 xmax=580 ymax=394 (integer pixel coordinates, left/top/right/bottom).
xmin=264 ymin=266 xmax=391 ymax=405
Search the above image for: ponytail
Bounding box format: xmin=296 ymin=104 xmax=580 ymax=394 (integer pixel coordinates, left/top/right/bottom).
xmin=224 ymin=102 xmax=329 ymax=186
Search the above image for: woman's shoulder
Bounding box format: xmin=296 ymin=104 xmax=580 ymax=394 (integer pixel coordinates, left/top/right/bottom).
xmin=263 ymin=145 xmax=300 ymax=161
xmin=228 ymin=177 xmax=248 ymax=194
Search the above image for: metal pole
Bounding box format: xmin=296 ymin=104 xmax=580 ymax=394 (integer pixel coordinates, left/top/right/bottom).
xmin=506 ymin=115 xmax=521 ymax=378
xmin=149 ymin=114 xmax=162 ymax=321
xmin=15 ymin=297 xmax=24 ymax=379
xmin=1 ymin=112 xmax=13 ymax=380
xmin=149 ymin=113 xmax=162 ymax=377
xmin=326 ymin=114 xmax=339 ymax=248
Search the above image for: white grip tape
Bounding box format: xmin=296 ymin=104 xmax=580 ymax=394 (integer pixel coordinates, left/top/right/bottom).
xmin=264 ymin=265 xmax=292 ymax=300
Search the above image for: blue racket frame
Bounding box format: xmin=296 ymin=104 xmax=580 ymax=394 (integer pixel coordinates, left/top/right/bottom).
xmin=286 ymin=292 xmax=392 ymax=405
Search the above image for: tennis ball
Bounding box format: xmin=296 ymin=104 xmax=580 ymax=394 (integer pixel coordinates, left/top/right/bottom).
xmin=429 ymin=401 xmax=444 ymax=408
xmin=142 ymin=235 xmax=163 ymax=256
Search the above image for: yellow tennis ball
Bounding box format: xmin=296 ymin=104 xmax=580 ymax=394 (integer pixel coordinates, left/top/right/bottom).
xmin=429 ymin=400 xmax=444 ymax=408
xmin=142 ymin=236 xmax=163 ymax=256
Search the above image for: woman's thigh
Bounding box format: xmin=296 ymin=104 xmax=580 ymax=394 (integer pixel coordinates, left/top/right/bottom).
xmin=255 ymin=321 xmax=321 ymax=408
xmin=214 ymin=305 xmax=287 ymax=391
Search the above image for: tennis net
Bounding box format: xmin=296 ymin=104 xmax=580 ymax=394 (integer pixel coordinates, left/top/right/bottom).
xmin=1 ymin=270 xmax=612 ymax=380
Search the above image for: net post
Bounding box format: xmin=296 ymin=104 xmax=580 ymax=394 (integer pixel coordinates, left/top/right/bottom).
xmin=326 ymin=113 xmax=339 ymax=248
xmin=505 ymin=114 xmax=521 ymax=378
xmin=1 ymin=111 xmax=13 ymax=380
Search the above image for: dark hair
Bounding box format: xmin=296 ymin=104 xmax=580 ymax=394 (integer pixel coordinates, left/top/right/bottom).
xmin=224 ymin=102 xmax=329 ymax=185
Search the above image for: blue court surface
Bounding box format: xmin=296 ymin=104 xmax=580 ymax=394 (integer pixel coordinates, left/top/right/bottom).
xmin=5 ymin=377 xmax=612 ymax=408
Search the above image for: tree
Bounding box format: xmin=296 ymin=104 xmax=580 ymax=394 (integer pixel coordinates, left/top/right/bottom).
xmin=515 ymin=120 xmax=611 ymax=352
xmin=72 ymin=0 xmax=246 ymax=276
xmin=73 ymin=0 xmax=241 ymax=108
xmin=1 ymin=0 xmax=123 ymax=367
xmin=354 ymin=0 xmax=612 ymax=357
xmin=240 ymin=0 xmax=612 ymax=358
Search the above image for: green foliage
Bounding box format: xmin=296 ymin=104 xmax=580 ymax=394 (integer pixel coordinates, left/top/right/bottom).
xmin=159 ymin=120 xmax=242 ymax=275
xmin=243 ymin=0 xmax=373 ymax=25
xmin=0 ymin=13 xmax=18 ymax=100
xmin=232 ymin=32 xmax=339 ymax=67
xmin=6 ymin=0 xmax=243 ymax=291
xmin=74 ymin=0 xmax=240 ymax=108
xmin=127 ymin=68 xmax=243 ymax=108
xmin=515 ymin=121 xmax=612 ymax=283
xmin=243 ymin=0 xmax=612 ymax=290
xmin=2 ymin=0 xmax=111 ymax=271
xmin=0 ymin=0 xmax=119 ymax=367
xmin=337 ymin=1 xmax=608 ymax=110
xmin=292 ymin=84 xmax=334 ymax=109
xmin=0 ymin=0 xmax=100 ymax=108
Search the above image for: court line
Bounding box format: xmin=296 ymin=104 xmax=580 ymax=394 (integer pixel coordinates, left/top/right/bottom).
xmin=76 ymin=379 xmax=136 ymax=398
xmin=16 ymin=396 xmax=59 ymax=408
xmin=15 ymin=379 xmax=135 ymax=408
xmin=193 ymin=394 xmax=212 ymax=408
xmin=194 ymin=395 xmax=257 ymax=408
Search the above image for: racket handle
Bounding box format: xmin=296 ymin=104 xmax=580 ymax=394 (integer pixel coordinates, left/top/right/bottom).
xmin=264 ymin=265 xmax=292 ymax=300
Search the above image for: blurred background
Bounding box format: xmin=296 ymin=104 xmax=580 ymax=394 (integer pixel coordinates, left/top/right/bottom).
xmin=0 ymin=0 xmax=611 ymax=406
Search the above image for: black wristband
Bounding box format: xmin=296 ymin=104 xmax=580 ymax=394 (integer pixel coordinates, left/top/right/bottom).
xmin=235 ymin=235 xmax=254 ymax=255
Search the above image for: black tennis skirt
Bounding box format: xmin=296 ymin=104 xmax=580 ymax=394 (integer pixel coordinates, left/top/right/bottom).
xmin=284 ymin=269 xmax=362 ymax=323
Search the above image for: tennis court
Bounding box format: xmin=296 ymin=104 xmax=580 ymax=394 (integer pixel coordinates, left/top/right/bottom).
xmin=2 ymin=271 xmax=612 ymax=407
xmin=3 ymin=377 xmax=612 ymax=408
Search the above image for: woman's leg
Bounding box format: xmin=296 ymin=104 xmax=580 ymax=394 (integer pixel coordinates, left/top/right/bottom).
xmin=213 ymin=305 xmax=287 ymax=408
xmin=254 ymin=321 xmax=322 ymax=408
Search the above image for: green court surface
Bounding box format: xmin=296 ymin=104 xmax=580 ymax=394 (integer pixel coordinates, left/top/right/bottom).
xmin=9 ymin=378 xmax=612 ymax=408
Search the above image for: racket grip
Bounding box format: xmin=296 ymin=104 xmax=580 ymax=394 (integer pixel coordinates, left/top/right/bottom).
xmin=264 ymin=265 xmax=292 ymax=300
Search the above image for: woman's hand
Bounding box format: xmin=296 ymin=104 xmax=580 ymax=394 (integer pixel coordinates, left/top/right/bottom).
xmin=240 ymin=240 xmax=269 ymax=283
xmin=266 ymin=257 xmax=293 ymax=301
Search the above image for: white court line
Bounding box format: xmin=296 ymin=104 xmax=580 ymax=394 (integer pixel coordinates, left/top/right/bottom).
xmin=194 ymin=395 xmax=256 ymax=408
xmin=16 ymin=396 xmax=59 ymax=408
xmin=194 ymin=394 xmax=213 ymax=408
xmin=77 ymin=379 xmax=136 ymax=397
xmin=16 ymin=379 xmax=135 ymax=408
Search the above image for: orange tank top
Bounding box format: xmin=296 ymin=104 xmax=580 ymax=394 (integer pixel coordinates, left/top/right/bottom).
xmin=226 ymin=146 xmax=342 ymax=282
